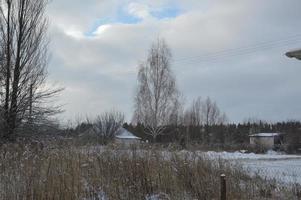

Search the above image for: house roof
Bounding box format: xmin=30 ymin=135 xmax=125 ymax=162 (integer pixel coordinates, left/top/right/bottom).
xmin=286 ymin=49 xmax=301 ymax=60
xmin=115 ymin=128 xmax=141 ymax=140
xmin=249 ymin=133 xmax=280 ymax=137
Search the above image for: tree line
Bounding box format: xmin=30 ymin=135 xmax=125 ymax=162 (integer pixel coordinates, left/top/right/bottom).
xmin=124 ymin=121 xmax=301 ymax=151
xmin=130 ymin=37 xmax=300 ymax=151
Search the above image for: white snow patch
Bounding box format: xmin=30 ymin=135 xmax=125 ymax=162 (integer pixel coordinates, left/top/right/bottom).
xmin=202 ymin=151 xmax=301 ymax=184
xmin=145 ymin=192 xmax=170 ymax=200
xmin=204 ymin=151 xmax=301 ymax=160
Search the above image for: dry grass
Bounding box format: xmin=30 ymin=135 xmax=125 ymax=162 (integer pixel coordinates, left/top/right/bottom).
xmin=0 ymin=142 xmax=299 ymax=200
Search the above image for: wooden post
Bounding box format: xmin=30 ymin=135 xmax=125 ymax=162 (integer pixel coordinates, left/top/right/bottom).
xmin=220 ymin=174 xmax=226 ymax=200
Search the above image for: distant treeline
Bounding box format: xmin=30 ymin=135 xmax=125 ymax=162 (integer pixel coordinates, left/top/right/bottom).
xmin=124 ymin=121 xmax=301 ymax=150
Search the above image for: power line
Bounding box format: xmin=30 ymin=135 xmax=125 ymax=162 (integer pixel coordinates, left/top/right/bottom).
xmin=175 ymin=34 xmax=301 ymax=62
xmin=127 ymin=34 xmax=301 ymax=74
xmin=173 ymin=34 xmax=301 ymax=66
xmin=175 ymin=40 xmax=301 ymax=66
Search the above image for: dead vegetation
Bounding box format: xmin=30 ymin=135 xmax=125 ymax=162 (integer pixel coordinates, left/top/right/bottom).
xmin=0 ymin=142 xmax=299 ymax=200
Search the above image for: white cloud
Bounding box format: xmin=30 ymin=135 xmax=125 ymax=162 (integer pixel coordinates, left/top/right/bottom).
xmin=93 ymin=24 xmax=113 ymax=35
xmin=64 ymin=28 xmax=85 ymax=39
xmin=46 ymin=0 xmax=301 ymax=122
xmin=127 ymin=2 xmax=151 ymax=19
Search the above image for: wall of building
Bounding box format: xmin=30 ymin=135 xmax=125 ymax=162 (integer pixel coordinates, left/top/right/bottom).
xmin=250 ymin=137 xmax=275 ymax=149
xmin=115 ymin=138 xmax=140 ymax=146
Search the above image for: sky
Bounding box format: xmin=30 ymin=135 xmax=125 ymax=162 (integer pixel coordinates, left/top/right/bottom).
xmin=46 ymin=0 xmax=301 ymax=124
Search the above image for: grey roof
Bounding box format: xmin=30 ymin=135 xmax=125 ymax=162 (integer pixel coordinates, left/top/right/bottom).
xmin=286 ymin=49 xmax=301 ymax=60
xmin=249 ymin=133 xmax=280 ymax=137
xmin=115 ymin=128 xmax=141 ymax=140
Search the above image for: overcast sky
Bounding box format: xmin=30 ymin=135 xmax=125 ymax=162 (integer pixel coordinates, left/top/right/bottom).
xmin=46 ymin=0 xmax=301 ymax=123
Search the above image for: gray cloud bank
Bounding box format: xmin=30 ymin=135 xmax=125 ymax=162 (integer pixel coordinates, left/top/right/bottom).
xmin=46 ymin=0 xmax=301 ymax=123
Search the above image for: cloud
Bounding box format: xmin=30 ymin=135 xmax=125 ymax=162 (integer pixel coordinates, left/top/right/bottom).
xmin=46 ymin=0 xmax=301 ymax=123
xmin=93 ymin=24 xmax=113 ymax=35
xmin=127 ymin=2 xmax=151 ymax=19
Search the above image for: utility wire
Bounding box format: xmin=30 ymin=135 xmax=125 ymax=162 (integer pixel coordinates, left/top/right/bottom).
xmin=173 ymin=34 xmax=301 ymax=65
xmin=175 ymin=34 xmax=301 ymax=61
xmin=127 ymin=34 xmax=301 ymax=74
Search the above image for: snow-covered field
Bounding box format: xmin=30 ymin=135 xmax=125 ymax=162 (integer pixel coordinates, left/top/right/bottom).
xmin=85 ymin=146 xmax=301 ymax=184
xmin=80 ymin=146 xmax=301 ymax=199
xmin=204 ymin=150 xmax=301 ymax=184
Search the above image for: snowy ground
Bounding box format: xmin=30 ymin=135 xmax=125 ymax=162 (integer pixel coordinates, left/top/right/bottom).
xmin=82 ymin=147 xmax=301 ymax=199
xmin=84 ymin=146 xmax=301 ymax=184
xmin=203 ymin=150 xmax=301 ymax=184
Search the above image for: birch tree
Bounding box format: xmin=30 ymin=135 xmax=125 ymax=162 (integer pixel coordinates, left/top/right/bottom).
xmin=134 ymin=38 xmax=180 ymax=141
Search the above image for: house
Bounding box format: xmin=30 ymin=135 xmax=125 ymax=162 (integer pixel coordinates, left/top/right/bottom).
xmin=115 ymin=128 xmax=141 ymax=145
xmin=286 ymin=48 xmax=301 ymax=60
xmin=249 ymin=133 xmax=283 ymax=149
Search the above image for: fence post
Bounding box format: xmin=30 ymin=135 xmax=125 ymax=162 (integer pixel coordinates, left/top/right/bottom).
xmin=220 ymin=174 xmax=226 ymax=200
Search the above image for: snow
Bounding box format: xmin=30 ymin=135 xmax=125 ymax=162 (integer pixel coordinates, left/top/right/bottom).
xmin=145 ymin=193 xmax=170 ymax=200
xmin=81 ymin=145 xmax=301 ymax=185
xmin=83 ymin=191 xmax=107 ymax=200
xmin=115 ymin=128 xmax=141 ymax=140
xmin=203 ymin=150 xmax=301 ymax=184
xmin=204 ymin=150 xmax=301 ymax=160
xmin=82 ymin=182 xmax=108 ymax=200
xmin=243 ymin=158 xmax=301 ymax=184
xmin=249 ymin=133 xmax=280 ymax=137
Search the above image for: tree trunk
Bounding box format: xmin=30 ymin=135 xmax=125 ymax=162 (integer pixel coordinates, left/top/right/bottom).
xmin=4 ymin=0 xmax=11 ymax=139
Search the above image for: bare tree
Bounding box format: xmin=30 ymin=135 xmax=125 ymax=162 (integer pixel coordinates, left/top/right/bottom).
xmin=202 ymin=97 xmax=221 ymax=126
xmin=0 ymin=0 xmax=61 ymax=140
xmin=133 ymin=38 xmax=180 ymax=141
xmin=185 ymin=97 xmax=203 ymax=126
xmin=184 ymin=96 xmax=228 ymax=142
xmin=92 ymin=111 xmax=125 ymax=144
xmin=200 ymin=97 xmax=227 ymax=142
xmin=185 ymin=97 xmax=227 ymax=126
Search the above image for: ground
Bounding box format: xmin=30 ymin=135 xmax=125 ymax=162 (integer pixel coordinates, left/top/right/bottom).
xmin=203 ymin=150 xmax=301 ymax=184
xmin=1 ymin=142 xmax=300 ymax=199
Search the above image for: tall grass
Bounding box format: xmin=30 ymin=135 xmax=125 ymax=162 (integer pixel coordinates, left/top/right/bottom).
xmin=0 ymin=142 xmax=299 ymax=200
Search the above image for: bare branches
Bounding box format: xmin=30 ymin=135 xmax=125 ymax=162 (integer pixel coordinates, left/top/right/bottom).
xmin=185 ymin=96 xmax=228 ymax=127
xmin=0 ymin=0 xmax=61 ymax=140
xmin=134 ymin=38 xmax=180 ymax=141
xmin=92 ymin=111 xmax=125 ymax=144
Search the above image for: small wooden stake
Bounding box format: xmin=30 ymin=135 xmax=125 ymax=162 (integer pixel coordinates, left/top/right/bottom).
xmin=220 ymin=174 xmax=226 ymax=200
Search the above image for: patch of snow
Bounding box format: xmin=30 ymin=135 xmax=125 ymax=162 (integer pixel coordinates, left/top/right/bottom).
xmin=82 ymin=180 xmax=108 ymax=200
xmin=204 ymin=151 xmax=301 ymax=160
xmin=82 ymin=191 xmax=107 ymax=200
xmin=202 ymin=150 xmax=301 ymax=184
xmin=243 ymin=158 xmax=301 ymax=184
xmin=145 ymin=192 xmax=170 ymax=200
xmin=239 ymin=149 xmax=247 ymax=153
xmin=266 ymin=150 xmax=283 ymax=155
